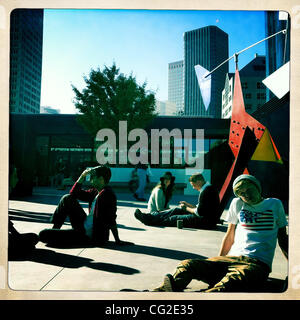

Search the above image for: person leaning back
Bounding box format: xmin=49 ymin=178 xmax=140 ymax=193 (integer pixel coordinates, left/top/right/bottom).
xmin=39 ymin=165 xmax=132 ymax=247
xmin=153 ymin=174 xmax=288 ymax=292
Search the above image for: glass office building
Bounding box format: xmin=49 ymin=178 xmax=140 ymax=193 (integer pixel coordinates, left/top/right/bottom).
xmin=10 ymin=9 xmax=44 ymax=113
xmin=265 ymin=11 xmax=290 ymax=101
xmin=184 ymin=26 xmax=228 ymax=118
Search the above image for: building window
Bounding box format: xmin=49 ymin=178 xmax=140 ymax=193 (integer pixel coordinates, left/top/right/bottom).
xmin=257 ymin=82 xmax=264 ymax=89
xmin=242 ymin=82 xmax=248 ymax=89
xmin=245 ymin=93 xmax=252 ymax=99
xmin=257 ymin=93 xmax=266 ymax=100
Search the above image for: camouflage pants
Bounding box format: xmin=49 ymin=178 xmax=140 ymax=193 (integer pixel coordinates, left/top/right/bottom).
xmin=172 ymin=255 xmax=270 ymax=292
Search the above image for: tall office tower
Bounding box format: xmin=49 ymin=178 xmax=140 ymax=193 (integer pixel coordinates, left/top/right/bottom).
xmin=184 ymin=26 xmax=228 ymax=118
xmin=168 ymin=60 xmax=184 ymax=114
xmin=10 ymin=9 xmax=44 ymax=113
xmin=265 ymin=11 xmax=290 ymax=101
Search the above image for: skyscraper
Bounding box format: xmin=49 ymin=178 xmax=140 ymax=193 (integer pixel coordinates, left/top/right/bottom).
xmin=265 ymin=11 xmax=290 ymax=101
xmin=168 ymin=60 xmax=184 ymax=114
xmin=10 ymin=9 xmax=44 ymax=113
xmin=184 ymin=26 xmax=228 ymax=118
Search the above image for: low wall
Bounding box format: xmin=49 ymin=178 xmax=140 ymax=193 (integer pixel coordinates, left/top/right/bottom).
xmin=110 ymin=167 xmax=211 ymax=196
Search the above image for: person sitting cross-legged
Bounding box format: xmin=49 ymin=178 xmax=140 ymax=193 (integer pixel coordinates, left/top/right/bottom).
xmin=152 ymin=174 xmax=288 ymax=292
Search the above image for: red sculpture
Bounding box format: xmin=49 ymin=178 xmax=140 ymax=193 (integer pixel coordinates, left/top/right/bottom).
xmin=219 ymin=67 xmax=283 ymax=210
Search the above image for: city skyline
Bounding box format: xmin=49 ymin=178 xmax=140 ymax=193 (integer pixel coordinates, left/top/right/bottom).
xmin=40 ymin=9 xmax=267 ymax=114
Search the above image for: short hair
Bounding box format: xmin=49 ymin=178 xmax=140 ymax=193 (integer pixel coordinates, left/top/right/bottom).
xmin=189 ymin=173 xmax=205 ymax=183
xmin=233 ymin=179 xmax=260 ymax=197
xmin=92 ymin=165 xmax=111 ymax=184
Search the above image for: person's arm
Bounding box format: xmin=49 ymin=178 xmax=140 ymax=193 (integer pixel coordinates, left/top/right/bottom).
xmin=278 ymin=226 xmax=288 ymax=259
xmin=179 ymin=201 xmax=196 ymax=208
xmin=76 ymin=168 xmax=90 ymax=184
xmin=69 ymin=169 xmax=95 ymax=202
xmin=155 ymin=188 xmax=167 ymax=211
xmin=95 ymin=189 xmax=133 ymax=246
xmin=218 ymin=223 xmax=236 ymax=256
xmin=180 ymin=204 xmax=198 ymax=215
xmin=111 ymin=225 xmax=121 ymax=243
xmin=111 ymin=225 xmax=134 ymax=245
xmin=179 ymin=201 xmax=199 ymax=215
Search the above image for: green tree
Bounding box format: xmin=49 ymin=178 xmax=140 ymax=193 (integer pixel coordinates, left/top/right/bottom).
xmin=72 ymin=63 xmax=157 ymax=137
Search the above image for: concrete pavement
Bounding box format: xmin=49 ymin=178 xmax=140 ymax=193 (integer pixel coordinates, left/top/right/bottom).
xmin=7 ymin=187 xmax=288 ymax=294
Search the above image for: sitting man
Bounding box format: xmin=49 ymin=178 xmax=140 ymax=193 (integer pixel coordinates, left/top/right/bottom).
xmin=153 ymin=174 xmax=288 ymax=292
xmin=39 ymin=165 xmax=132 ymax=247
xmin=134 ymin=173 xmax=220 ymax=229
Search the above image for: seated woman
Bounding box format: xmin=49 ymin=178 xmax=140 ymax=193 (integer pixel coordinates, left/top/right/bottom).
xmin=136 ymin=172 xmax=175 ymax=216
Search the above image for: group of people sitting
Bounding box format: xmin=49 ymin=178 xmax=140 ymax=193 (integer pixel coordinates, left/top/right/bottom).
xmin=134 ymin=171 xmax=221 ymax=230
xmin=8 ymin=165 xmax=288 ymax=293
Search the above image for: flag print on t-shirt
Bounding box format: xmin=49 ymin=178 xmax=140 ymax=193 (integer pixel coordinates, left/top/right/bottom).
xmin=239 ymin=209 xmax=275 ymax=230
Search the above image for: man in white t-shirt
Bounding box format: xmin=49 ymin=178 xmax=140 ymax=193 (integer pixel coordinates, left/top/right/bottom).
xmin=153 ymin=174 xmax=288 ymax=292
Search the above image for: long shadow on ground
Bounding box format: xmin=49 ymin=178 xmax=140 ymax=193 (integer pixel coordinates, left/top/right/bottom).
xmin=42 ymin=241 xmax=206 ymax=261
xmin=9 ymin=209 xmax=53 ymax=224
xmin=10 ymin=248 xmax=139 ymax=275
xmin=101 ymin=241 xmax=207 ymax=261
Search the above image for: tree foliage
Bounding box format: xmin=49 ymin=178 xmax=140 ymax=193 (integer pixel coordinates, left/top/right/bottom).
xmin=72 ymin=64 xmax=157 ymax=137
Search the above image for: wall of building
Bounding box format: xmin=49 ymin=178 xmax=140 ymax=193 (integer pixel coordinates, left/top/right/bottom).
xmin=222 ymin=55 xmax=267 ymax=119
xmin=10 ymin=9 xmax=44 ymax=114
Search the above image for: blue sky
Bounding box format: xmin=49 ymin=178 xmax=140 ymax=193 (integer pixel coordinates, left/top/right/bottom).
xmin=40 ymin=9 xmax=267 ymax=114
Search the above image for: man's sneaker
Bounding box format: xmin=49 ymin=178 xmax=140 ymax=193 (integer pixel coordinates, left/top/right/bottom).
xmin=134 ymin=209 xmax=152 ymax=225
xmin=152 ymin=274 xmax=175 ymax=292
xmin=134 ymin=209 xmax=143 ymax=220
xmin=134 ymin=209 xmax=147 ymax=222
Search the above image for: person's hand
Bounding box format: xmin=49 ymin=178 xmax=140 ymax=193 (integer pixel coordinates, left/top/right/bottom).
xmin=115 ymin=240 xmax=134 ymax=246
xmin=82 ymin=168 xmax=93 ymax=177
xmin=179 ymin=203 xmax=187 ymax=211
xmin=78 ymin=168 xmax=93 ymax=182
xmin=179 ymin=201 xmax=189 ymax=206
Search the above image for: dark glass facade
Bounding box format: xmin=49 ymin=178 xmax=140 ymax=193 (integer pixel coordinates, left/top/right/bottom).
xmin=10 ymin=9 xmax=44 ymax=113
xmin=265 ymin=11 xmax=290 ymax=101
xmin=184 ymin=26 xmax=229 ymax=118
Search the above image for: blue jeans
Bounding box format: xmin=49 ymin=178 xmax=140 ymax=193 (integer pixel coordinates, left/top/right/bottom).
xmin=136 ymin=169 xmax=147 ymax=198
xmin=148 ymin=207 xmax=211 ymax=228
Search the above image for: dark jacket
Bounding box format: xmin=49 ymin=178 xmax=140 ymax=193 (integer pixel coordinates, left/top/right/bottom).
xmin=196 ymin=184 xmax=221 ymax=226
xmin=70 ymin=182 xmax=117 ymax=242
